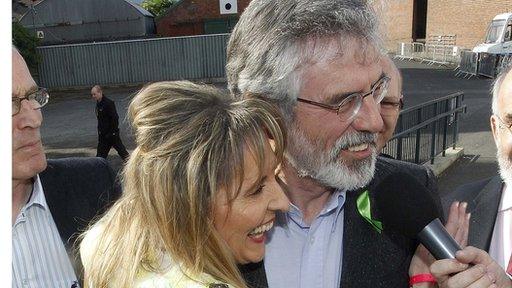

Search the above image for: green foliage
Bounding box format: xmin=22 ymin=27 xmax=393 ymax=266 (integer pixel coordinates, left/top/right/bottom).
xmin=141 ymin=0 xmax=176 ymax=17
xmin=12 ymin=21 xmax=41 ymax=70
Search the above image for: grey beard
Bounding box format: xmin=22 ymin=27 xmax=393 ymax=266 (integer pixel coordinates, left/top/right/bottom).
xmin=497 ymin=146 xmax=512 ymax=185
xmin=285 ymin=124 xmax=377 ymax=191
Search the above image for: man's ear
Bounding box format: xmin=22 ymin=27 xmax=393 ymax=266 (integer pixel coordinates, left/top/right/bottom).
xmin=490 ymin=115 xmax=499 ymax=144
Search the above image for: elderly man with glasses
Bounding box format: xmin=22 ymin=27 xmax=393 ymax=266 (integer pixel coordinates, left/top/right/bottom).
xmin=12 ymin=47 xmax=120 ymax=288
xmin=376 ymin=56 xmax=404 ymax=155
xmin=434 ymin=64 xmax=512 ymax=287
xmin=226 ymin=1 xmax=460 ymax=287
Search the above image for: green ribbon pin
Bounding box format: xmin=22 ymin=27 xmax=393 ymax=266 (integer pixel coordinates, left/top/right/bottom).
xmin=356 ymin=190 xmax=383 ymax=233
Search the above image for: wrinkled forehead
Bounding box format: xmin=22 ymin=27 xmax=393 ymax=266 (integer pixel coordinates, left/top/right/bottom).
xmin=12 ymin=50 xmax=37 ymax=98
xmin=297 ymin=36 xmax=381 ymax=68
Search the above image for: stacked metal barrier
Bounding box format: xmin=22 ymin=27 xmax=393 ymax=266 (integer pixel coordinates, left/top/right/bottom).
xmin=396 ymin=41 xmax=510 ymax=79
xmin=455 ymin=51 xmax=512 ymax=79
xmin=395 ymin=42 xmax=460 ymax=66
xmin=496 ymin=54 xmax=512 ymax=75
xmin=455 ymin=50 xmax=479 ymax=78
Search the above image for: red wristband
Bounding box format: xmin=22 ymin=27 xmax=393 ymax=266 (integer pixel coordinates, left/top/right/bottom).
xmin=409 ymin=273 xmax=437 ymax=286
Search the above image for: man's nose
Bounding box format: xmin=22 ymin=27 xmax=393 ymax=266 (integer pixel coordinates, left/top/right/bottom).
xmin=15 ymin=100 xmax=43 ymax=130
xmin=351 ymin=95 xmax=384 ymax=133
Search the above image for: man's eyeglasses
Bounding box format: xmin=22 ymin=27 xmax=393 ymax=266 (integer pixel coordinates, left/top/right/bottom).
xmin=296 ymin=75 xmax=390 ymax=122
xmin=380 ymin=96 xmax=404 ymax=116
xmin=12 ymin=87 xmax=49 ymax=116
xmin=495 ymin=114 xmax=512 ymax=134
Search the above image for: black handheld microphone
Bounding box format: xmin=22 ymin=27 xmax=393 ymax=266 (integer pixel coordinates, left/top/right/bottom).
xmin=374 ymin=172 xmax=462 ymax=260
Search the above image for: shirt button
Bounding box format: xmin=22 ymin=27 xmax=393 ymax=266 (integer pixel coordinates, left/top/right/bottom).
xmin=22 ymin=279 xmax=28 ymax=285
xmin=310 ymin=237 xmax=315 ymax=243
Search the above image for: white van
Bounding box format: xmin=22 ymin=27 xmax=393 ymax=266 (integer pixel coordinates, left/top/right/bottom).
xmin=473 ymin=13 xmax=512 ymax=54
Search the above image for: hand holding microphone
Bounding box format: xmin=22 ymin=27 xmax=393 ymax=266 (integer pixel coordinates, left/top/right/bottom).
xmin=372 ymin=172 xmax=511 ymax=288
xmin=408 ymin=201 xmax=470 ymax=279
xmin=431 ymin=246 xmax=512 ymax=288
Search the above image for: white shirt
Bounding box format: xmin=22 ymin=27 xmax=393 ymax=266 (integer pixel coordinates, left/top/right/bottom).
xmin=489 ymin=183 xmax=512 ymax=270
xmin=12 ymin=175 xmax=79 ymax=288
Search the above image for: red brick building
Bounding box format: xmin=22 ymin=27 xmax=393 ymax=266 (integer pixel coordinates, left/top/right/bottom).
xmin=377 ymin=0 xmax=511 ymax=51
xmin=157 ymin=0 xmax=510 ymax=51
xmin=157 ymin=0 xmax=251 ymax=37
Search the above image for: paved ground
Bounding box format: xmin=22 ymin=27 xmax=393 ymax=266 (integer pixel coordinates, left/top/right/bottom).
xmin=41 ymin=59 xmax=499 ymax=195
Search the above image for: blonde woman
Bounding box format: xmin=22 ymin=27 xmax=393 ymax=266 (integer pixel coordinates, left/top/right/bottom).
xmin=80 ymin=81 xmax=290 ymax=288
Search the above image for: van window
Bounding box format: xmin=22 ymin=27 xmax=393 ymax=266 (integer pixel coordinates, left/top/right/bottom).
xmin=485 ymin=20 xmax=506 ymax=43
xmin=505 ymin=22 xmax=512 ymax=42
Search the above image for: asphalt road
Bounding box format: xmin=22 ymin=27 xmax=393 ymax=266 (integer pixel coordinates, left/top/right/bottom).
xmin=40 ymin=59 xmax=499 ymax=195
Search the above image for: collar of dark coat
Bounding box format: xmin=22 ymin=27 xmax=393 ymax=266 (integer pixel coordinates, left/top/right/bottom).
xmin=39 ymin=162 xmax=93 ymax=285
xmin=467 ymin=176 xmax=503 ymax=250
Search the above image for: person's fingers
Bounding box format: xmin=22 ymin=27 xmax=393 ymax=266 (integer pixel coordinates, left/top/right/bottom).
xmin=445 ymin=201 xmax=460 ymax=235
xmin=464 ymin=269 xmax=496 ymax=288
xmin=442 ymin=264 xmax=490 ymax=288
xmin=431 ymin=258 xmax=468 ymax=283
xmin=458 ymin=202 xmax=467 ymax=227
xmin=453 ymin=211 xmax=470 ymax=247
xmin=460 ymin=213 xmax=470 ymax=248
xmin=451 ymin=202 xmax=468 ymax=247
xmin=455 ymin=246 xmax=494 ymax=266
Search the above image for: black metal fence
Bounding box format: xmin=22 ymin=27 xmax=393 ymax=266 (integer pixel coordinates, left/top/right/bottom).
xmin=382 ymin=92 xmax=466 ymax=164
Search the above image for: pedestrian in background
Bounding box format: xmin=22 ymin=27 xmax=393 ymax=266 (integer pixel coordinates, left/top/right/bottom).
xmin=91 ymin=85 xmax=129 ymax=161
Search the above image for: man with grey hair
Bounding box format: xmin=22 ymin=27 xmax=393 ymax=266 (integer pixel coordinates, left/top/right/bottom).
xmin=12 ymin=47 xmax=120 ymax=287
xmin=442 ymin=63 xmax=512 ymax=277
xmin=228 ymin=0 xmax=442 ymax=287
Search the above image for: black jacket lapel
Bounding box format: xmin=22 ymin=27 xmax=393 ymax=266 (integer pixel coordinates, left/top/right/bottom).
xmin=468 ymin=176 xmax=503 ymax=250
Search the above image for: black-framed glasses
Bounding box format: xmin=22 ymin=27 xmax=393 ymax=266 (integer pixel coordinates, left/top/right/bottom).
xmin=297 ymin=75 xmax=390 ymax=122
xmin=12 ymin=87 xmax=49 ymax=116
xmin=495 ymin=114 xmax=512 ymax=134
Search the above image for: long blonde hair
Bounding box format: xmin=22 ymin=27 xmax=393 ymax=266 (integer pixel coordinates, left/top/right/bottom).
xmin=82 ymin=81 xmax=285 ymax=288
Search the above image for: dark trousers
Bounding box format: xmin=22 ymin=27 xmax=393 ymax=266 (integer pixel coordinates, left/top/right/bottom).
xmin=96 ymin=133 xmax=129 ymax=161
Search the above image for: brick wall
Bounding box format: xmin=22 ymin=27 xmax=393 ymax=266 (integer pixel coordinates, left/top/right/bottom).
xmin=157 ymin=0 xmax=251 ymax=37
xmin=426 ymin=0 xmax=511 ymax=49
xmin=374 ymin=0 xmax=415 ymax=51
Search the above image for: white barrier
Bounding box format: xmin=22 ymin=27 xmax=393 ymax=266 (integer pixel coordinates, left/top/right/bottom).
xmin=395 ymin=42 xmax=461 ymax=66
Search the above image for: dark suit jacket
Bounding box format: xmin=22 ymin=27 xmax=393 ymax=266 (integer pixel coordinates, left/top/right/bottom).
xmin=39 ymin=157 xmax=121 ymax=282
xmin=96 ymin=95 xmax=120 ymax=137
xmin=441 ymin=176 xmax=503 ymax=251
xmin=241 ymin=157 xmax=441 ymax=288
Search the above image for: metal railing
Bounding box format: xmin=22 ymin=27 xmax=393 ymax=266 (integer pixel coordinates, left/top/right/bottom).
xmin=382 ymin=92 xmax=466 ymax=164
xmin=395 ymin=42 xmax=461 ymax=66
xmin=478 ymin=53 xmax=499 ymax=78
xmin=496 ymin=54 xmax=512 ymax=76
xmin=455 ymin=50 xmax=479 ymax=78
xmin=456 ymin=52 xmax=512 ymax=79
